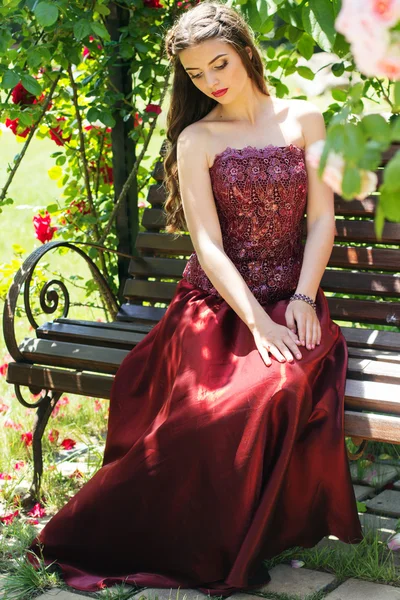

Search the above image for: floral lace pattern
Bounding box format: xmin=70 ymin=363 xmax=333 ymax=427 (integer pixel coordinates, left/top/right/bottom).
xmin=182 ymin=144 xmax=308 ymax=305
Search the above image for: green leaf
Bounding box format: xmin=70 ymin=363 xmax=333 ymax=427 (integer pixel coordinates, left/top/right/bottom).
xmin=361 ymin=114 xmax=390 ymax=144
xmin=331 ymin=88 xmax=347 ymax=102
xmin=374 ymin=198 xmax=385 ymax=241
xmin=34 ymin=2 xmax=59 ymax=27
xmin=332 ymin=63 xmax=344 ymax=77
xmin=74 ymin=19 xmax=92 ymax=41
xmin=46 ymin=203 xmax=59 ymax=213
xmin=95 ymin=2 xmax=111 ymax=15
xmin=391 ymin=116 xmax=400 ymax=142
xmin=91 ymin=21 xmax=110 ymax=41
xmin=332 ymin=33 xmax=350 ymax=58
xmin=98 ymin=111 xmax=115 ymax=128
xmin=302 ymin=0 xmax=336 ymax=52
xmin=356 ymin=501 xmax=367 ymax=513
xmin=342 ymin=166 xmax=361 ymax=198
xmin=297 ymin=32 xmax=314 ymax=59
xmin=27 ymin=47 xmax=43 ymax=68
xmin=343 ymin=124 xmax=366 ymax=161
xmin=380 ymin=184 xmax=400 ymax=221
xmin=1 ymin=69 xmax=19 ymax=89
xmin=266 ymin=45 xmax=275 ymax=59
xmin=18 ymin=112 xmax=34 ymax=127
xmin=0 ymin=29 xmax=13 ymax=54
xmin=87 ymin=107 xmax=102 ymax=122
xmin=394 ymin=81 xmax=400 ymax=110
xmin=287 ymin=25 xmax=302 ymax=44
xmin=297 ymin=66 xmax=314 ymax=80
xmin=383 ymin=153 xmax=400 ymax=191
xmin=20 ymin=73 xmax=42 ymax=96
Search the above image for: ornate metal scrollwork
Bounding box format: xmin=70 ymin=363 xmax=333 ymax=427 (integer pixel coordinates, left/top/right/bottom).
xmin=2 ymin=240 xmax=121 ymax=363
xmin=347 ymin=438 xmax=368 ymax=460
xmin=14 ymin=384 xmax=51 ymax=409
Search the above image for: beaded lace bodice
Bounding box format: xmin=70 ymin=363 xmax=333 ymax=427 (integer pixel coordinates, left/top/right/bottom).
xmin=182 ymin=143 xmax=308 ymax=305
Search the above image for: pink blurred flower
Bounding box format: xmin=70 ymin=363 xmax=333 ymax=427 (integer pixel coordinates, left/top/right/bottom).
xmin=0 ymin=363 xmax=8 ymax=376
xmin=82 ymin=35 xmax=102 ymax=59
xmin=0 ymin=510 xmax=19 ymax=525
xmin=0 ymin=473 xmax=13 ymax=480
xmin=0 ymin=402 xmax=9 ymax=413
xmin=306 ymin=139 xmax=378 ymax=200
xmin=58 ymin=396 xmax=70 ymax=406
xmin=335 ymin=0 xmax=400 ymax=80
xmin=94 ymin=399 xmax=102 ymax=412
xmin=14 ymin=460 xmax=25 ymax=470
xmin=27 ymin=502 xmax=46 ymax=518
xmin=4 ymin=419 xmax=23 ymax=431
xmin=27 ymin=518 xmax=39 ymax=525
xmin=388 ymin=532 xmax=400 ymax=551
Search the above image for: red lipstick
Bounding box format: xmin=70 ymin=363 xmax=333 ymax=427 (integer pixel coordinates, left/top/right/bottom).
xmin=212 ymin=88 xmax=228 ymax=97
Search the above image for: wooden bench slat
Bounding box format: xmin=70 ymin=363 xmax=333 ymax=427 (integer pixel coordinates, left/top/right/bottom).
xmin=141 ymin=207 xmax=400 ymax=245
xmin=55 ymin=318 xmax=154 ymax=335
xmin=134 ymin=233 xmax=400 ymax=273
xmin=19 ymin=338 xmax=128 ymax=374
xmin=6 ymin=362 xmax=113 ymax=399
xmin=327 ymin=297 xmax=400 ymax=325
xmin=344 ymin=411 xmax=400 ymax=444
xmin=345 ymin=380 xmax=400 ymax=413
xmin=341 ymin=327 xmax=400 ymax=351
xmin=121 ymin=280 xmax=400 ymax=325
xmin=126 ymin=257 xmax=400 ymax=298
xmin=37 ymin=323 xmax=145 ymax=349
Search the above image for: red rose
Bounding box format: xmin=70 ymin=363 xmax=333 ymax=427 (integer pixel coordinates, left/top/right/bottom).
xmin=5 ymin=118 xmax=31 ymax=138
xmin=144 ymin=0 xmax=163 ymax=7
xmin=11 ymin=82 xmax=36 ymax=105
xmin=49 ymin=117 xmax=72 ymax=146
xmin=60 ymin=438 xmax=76 ymax=450
xmin=82 ymin=35 xmax=102 ymax=59
xmin=33 ymin=210 xmax=57 ymax=244
xmin=134 ymin=111 xmax=142 ymax=128
xmin=48 ymin=429 xmax=60 ymax=443
xmin=0 ymin=362 xmax=8 ymax=376
xmin=21 ymin=432 xmax=33 ymax=447
xmin=145 ymin=103 xmax=162 ymax=115
xmin=100 ymin=165 xmax=113 ymax=185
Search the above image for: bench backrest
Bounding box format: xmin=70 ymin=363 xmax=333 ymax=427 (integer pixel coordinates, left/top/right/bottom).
xmin=117 ymin=141 xmax=400 ymax=331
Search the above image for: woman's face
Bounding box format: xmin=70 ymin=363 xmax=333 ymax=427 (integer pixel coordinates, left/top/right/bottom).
xmin=179 ymin=38 xmax=252 ymax=102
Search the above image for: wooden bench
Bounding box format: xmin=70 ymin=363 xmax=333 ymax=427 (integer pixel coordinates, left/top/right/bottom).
xmin=3 ymin=141 xmax=400 ymax=503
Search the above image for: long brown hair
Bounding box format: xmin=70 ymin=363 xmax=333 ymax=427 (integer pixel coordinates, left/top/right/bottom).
xmin=163 ymin=0 xmax=270 ymax=235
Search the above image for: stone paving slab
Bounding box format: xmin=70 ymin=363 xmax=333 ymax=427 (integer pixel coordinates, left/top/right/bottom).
xmin=324 ymin=577 xmax=400 ymax=599
xmin=353 ymin=485 xmax=374 ymax=501
xmin=358 ymin=511 xmax=398 ymax=541
xmin=34 ymin=590 xmax=93 ymax=599
xmin=235 ymin=564 xmax=336 ymax=599
xmin=132 ymin=589 xmax=209 ymax=600
xmin=394 ymin=480 xmax=400 ymax=490
xmin=365 ymin=489 xmax=400 ymax=518
xmin=350 ymin=463 xmax=398 ymax=487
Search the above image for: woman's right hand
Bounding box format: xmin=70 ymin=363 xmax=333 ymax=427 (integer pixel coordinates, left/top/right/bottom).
xmin=251 ymin=319 xmax=303 ymax=367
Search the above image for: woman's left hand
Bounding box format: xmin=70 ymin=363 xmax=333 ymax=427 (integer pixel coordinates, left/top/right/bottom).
xmin=285 ymin=300 xmax=321 ymax=351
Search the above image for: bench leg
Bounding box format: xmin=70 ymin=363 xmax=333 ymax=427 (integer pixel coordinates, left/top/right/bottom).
xmin=15 ymin=385 xmax=62 ymax=507
xmin=347 ymin=437 xmax=368 ymax=460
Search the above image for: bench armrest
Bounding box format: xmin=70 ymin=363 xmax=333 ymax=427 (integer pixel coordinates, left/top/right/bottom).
xmin=2 ymin=240 xmax=123 ymax=362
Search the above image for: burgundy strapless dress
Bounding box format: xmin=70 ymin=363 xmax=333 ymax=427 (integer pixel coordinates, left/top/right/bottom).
xmin=27 ymin=144 xmax=363 ymax=596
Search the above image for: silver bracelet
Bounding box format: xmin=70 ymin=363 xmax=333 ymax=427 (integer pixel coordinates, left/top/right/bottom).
xmin=289 ymin=293 xmax=317 ymax=311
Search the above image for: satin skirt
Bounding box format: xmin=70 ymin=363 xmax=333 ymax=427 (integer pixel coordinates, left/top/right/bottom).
xmin=27 ymin=278 xmax=363 ymax=596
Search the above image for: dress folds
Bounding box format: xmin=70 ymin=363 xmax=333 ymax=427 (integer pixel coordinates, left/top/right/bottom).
xmin=27 ymin=144 xmax=363 ymax=596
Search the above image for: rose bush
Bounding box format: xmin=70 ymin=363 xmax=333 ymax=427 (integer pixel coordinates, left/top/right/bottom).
xmin=0 ymin=0 xmax=399 ymax=319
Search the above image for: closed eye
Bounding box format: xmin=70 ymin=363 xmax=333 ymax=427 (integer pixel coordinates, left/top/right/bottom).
xmin=190 ymin=60 xmax=228 ymax=80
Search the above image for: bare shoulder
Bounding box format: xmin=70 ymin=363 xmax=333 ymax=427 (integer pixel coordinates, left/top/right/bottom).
xmin=288 ymin=98 xmax=326 ymax=144
xmin=176 ymin=121 xmax=210 ymax=168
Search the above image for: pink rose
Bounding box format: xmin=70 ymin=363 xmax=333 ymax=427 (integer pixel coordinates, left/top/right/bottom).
xmin=306 ymin=139 xmax=378 ymax=201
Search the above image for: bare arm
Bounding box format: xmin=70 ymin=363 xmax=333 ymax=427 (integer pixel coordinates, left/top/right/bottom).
xmin=295 ymin=102 xmax=336 ymax=301
xmin=177 ymin=125 xmax=302 ymax=366
xmin=177 ymin=125 xmax=269 ymax=333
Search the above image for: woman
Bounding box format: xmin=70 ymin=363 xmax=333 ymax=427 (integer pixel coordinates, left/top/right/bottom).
xmin=27 ymin=1 xmax=363 ymax=596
